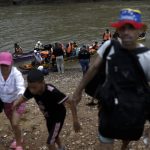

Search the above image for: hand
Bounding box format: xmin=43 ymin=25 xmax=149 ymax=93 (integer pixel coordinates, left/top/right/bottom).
xmin=73 ymin=121 xmax=81 ymax=133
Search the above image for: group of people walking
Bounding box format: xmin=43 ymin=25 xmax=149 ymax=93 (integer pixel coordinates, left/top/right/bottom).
xmin=33 ymin=41 xmax=94 ymax=75
xmin=33 ymin=41 xmax=80 ymax=74
xmin=0 ymin=8 xmax=150 ymax=150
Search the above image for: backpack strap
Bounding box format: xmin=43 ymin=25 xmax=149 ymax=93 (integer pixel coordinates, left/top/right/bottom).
xmin=91 ymin=41 xmax=113 ymax=100
xmin=125 ymin=48 xmax=150 ymax=89
xmin=102 ymin=41 xmax=112 ymax=60
xmin=103 ymin=40 xmax=121 ymax=60
xmin=134 ymin=47 xmax=149 ymax=86
xmin=93 ymin=40 xmax=121 ymax=99
xmin=133 ymin=47 xmax=150 ymax=55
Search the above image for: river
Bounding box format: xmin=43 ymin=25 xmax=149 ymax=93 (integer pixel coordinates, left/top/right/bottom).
xmin=0 ymin=0 xmax=150 ymax=52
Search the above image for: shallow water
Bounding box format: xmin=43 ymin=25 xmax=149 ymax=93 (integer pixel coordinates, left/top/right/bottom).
xmin=0 ymin=1 xmax=150 ymax=52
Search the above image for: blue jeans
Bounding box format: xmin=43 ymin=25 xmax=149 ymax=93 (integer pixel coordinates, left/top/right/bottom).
xmin=56 ymin=56 xmax=64 ymax=73
xmin=79 ymin=59 xmax=90 ymax=75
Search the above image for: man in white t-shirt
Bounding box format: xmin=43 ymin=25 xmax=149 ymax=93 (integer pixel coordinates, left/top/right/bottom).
xmin=72 ymin=8 xmax=150 ymax=150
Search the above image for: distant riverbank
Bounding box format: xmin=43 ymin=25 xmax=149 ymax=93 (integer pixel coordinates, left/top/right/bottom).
xmin=0 ymin=0 xmax=143 ymax=6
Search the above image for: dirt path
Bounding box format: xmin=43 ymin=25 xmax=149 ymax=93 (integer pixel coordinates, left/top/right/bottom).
xmin=0 ymin=70 xmax=149 ymax=150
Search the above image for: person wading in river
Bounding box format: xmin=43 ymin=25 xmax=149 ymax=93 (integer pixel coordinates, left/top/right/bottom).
xmin=72 ymin=8 xmax=150 ymax=150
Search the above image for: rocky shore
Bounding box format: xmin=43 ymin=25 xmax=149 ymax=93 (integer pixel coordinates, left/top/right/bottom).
xmin=0 ymin=66 xmax=150 ymax=149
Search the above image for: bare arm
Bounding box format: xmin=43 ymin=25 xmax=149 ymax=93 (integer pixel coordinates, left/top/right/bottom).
xmin=12 ymin=96 xmax=27 ymax=110
xmin=65 ymin=98 xmax=81 ymax=132
xmin=72 ymin=54 xmax=103 ymax=104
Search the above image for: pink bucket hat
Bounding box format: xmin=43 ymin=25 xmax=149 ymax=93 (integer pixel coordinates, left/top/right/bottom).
xmin=0 ymin=52 xmax=13 ymax=66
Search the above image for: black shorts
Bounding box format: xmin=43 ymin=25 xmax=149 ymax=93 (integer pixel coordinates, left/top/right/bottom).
xmin=46 ymin=118 xmax=65 ymax=145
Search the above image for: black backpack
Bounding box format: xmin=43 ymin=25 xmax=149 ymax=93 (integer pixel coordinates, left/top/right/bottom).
xmin=85 ymin=40 xmax=121 ymax=99
xmin=99 ymin=45 xmax=150 ymax=141
xmin=78 ymin=50 xmax=90 ymax=59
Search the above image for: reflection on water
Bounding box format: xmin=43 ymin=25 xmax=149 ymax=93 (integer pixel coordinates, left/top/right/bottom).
xmin=0 ymin=1 xmax=150 ymax=52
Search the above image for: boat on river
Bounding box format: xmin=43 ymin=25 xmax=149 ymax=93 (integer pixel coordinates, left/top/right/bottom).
xmin=13 ymin=51 xmax=34 ymax=63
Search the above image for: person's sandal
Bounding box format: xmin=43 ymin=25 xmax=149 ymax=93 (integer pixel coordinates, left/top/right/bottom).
xmin=10 ymin=140 xmax=17 ymax=149
xmin=16 ymin=146 xmax=24 ymax=150
xmin=10 ymin=140 xmax=23 ymax=149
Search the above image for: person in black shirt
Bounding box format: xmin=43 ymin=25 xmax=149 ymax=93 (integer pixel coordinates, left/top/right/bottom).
xmin=13 ymin=69 xmax=80 ymax=150
xmin=78 ymin=45 xmax=90 ymax=75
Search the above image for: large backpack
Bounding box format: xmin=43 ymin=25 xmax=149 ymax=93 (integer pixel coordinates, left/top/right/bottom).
xmin=85 ymin=40 xmax=118 ymax=99
xmin=99 ymin=45 xmax=150 ymax=140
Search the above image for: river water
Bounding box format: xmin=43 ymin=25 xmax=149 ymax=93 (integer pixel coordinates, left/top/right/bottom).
xmin=0 ymin=1 xmax=150 ymax=52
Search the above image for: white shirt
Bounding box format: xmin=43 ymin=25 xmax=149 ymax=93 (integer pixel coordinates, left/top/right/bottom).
xmin=34 ymin=52 xmax=43 ymax=63
xmin=97 ymin=40 xmax=150 ymax=81
xmin=0 ymin=67 xmax=25 ymax=103
xmin=35 ymin=42 xmax=43 ymax=49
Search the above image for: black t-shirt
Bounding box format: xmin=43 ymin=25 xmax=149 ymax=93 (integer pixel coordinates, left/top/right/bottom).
xmin=23 ymin=84 xmax=68 ymax=121
xmin=53 ymin=48 xmax=64 ymax=57
xmin=78 ymin=50 xmax=90 ymax=60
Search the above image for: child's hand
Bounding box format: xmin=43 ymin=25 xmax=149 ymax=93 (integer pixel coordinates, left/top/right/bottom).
xmin=73 ymin=121 xmax=81 ymax=133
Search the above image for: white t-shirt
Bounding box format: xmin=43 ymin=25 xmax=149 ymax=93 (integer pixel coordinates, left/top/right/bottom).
xmin=34 ymin=52 xmax=43 ymax=63
xmin=97 ymin=40 xmax=150 ymax=81
xmin=0 ymin=67 xmax=25 ymax=103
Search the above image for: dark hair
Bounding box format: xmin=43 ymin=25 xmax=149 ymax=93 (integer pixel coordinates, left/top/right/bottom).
xmin=27 ymin=69 xmax=44 ymax=83
xmin=82 ymin=45 xmax=86 ymax=48
xmin=14 ymin=43 xmax=19 ymax=48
